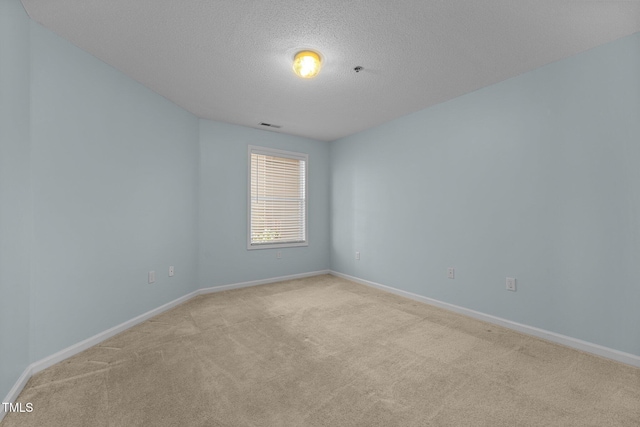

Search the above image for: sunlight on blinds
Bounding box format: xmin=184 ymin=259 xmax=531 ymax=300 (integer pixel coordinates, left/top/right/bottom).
xmin=250 ymin=149 xmax=306 ymax=246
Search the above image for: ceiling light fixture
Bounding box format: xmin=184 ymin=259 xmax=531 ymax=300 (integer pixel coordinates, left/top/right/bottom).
xmin=292 ymin=50 xmax=321 ymax=79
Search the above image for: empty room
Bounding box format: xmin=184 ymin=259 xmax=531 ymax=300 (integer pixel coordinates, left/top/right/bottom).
xmin=1 ymin=0 xmax=639 ymax=425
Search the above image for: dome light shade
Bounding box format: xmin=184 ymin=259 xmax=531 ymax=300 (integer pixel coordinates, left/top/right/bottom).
xmin=293 ymin=50 xmax=321 ymax=78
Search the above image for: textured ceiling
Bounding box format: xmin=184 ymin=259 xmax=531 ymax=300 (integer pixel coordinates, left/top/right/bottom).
xmin=20 ymin=0 xmax=640 ymax=141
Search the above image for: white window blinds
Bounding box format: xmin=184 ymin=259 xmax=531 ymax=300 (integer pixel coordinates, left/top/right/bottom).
xmin=248 ymin=146 xmax=308 ymax=248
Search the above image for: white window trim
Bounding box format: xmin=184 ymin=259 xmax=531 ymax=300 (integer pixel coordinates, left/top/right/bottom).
xmin=247 ymin=145 xmax=309 ymax=250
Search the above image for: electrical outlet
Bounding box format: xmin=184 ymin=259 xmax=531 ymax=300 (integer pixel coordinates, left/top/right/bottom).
xmin=355 ymin=251 xmax=360 ymax=260
xmin=276 ymin=251 xmax=282 ymax=259
xmin=448 ymin=267 xmax=455 ymax=279
xmin=148 ymin=271 xmax=156 ymax=284
xmin=506 ymin=277 xmax=516 ymax=292
xmin=169 ymin=266 xmax=174 ymax=277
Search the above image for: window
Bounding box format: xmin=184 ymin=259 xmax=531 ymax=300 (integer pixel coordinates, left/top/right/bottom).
xmin=248 ymin=146 xmax=308 ymax=249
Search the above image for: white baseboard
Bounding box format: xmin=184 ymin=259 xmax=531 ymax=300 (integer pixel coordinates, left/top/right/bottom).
xmin=0 ymin=269 xmax=330 ymax=420
xmin=198 ymin=270 xmax=331 ymax=295
xmin=329 ymin=270 xmax=640 ymax=368
xmin=29 ymin=291 xmax=200 ymax=377
xmin=1 ymin=288 xmax=199 ymax=422
xmin=1 ymin=366 xmax=32 ymax=421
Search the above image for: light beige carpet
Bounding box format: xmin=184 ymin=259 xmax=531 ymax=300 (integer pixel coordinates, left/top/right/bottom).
xmin=2 ymin=275 xmax=639 ymax=426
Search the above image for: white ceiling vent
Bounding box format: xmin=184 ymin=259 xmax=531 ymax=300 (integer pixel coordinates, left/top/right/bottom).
xmin=259 ymin=123 xmax=282 ymax=129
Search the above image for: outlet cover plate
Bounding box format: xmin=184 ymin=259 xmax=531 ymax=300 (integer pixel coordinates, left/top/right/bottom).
xmin=448 ymin=267 xmax=455 ymax=279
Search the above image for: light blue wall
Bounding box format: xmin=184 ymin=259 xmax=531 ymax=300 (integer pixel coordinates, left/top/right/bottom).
xmin=330 ymin=33 xmax=640 ymax=356
xmin=0 ymin=0 xmax=32 ymax=400
xmin=198 ymin=120 xmax=330 ymax=287
xmin=28 ymin=23 xmax=200 ymax=361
